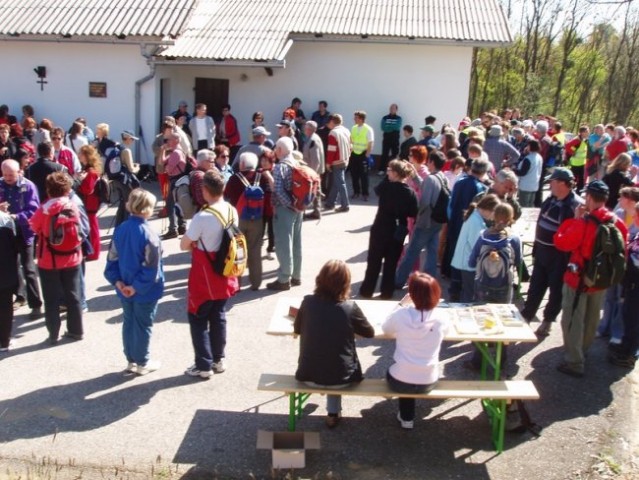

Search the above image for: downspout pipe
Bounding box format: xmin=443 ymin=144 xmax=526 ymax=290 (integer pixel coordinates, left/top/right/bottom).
xmin=135 ymin=44 xmax=156 ymax=164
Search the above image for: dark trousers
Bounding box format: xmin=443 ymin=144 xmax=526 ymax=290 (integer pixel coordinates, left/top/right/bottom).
xmin=321 ymin=171 xmax=332 ymax=201
xmin=387 ymin=371 xmax=435 ymax=421
xmin=167 ymin=177 xmax=186 ymax=232
xmin=521 ymin=244 xmax=569 ymax=323
xmin=0 ymin=286 xmax=15 ymax=348
xmin=534 ymin=167 xmax=549 ymax=208
xmin=620 ymin=283 xmax=639 ymax=357
xmin=39 ymin=265 xmax=83 ymax=339
xmin=380 ymin=132 xmax=400 ymax=172
xmin=360 ymin=234 xmax=402 ymax=298
xmin=188 ymin=299 xmax=228 ymax=371
xmin=350 ymin=152 xmax=370 ymax=196
xmin=16 ymin=236 xmax=42 ymax=308
xmin=571 ymin=165 xmax=585 ymax=193
xmin=263 ymin=215 xmax=274 ymax=252
xmin=111 ymin=180 xmax=131 ymax=228
xmin=197 ymin=139 xmax=208 ymax=151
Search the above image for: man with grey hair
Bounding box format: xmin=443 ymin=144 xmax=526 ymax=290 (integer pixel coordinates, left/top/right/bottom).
xmin=0 ymin=159 xmax=42 ymax=317
xmin=232 ymin=126 xmax=272 ymax=171
xmin=302 ymin=120 xmax=325 ymax=220
xmin=164 ymin=116 xmax=193 ymax=156
xmin=483 ymin=124 xmax=520 ymax=173
xmin=189 ymin=149 xmax=216 ymax=209
xmin=324 ymin=113 xmax=351 ymax=212
xmin=224 ymin=152 xmax=268 ymax=291
xmin=267 ymin=137 xmax=303 ymax=291
xmin=473 ymin=168 xmax=522 ymax=221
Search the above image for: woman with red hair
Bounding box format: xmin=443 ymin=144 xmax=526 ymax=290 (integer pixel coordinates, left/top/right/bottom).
xmin=382 ymin=272 xmax=449 ymax=429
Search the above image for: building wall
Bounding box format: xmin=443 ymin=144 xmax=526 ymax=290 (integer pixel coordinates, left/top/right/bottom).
xmin=158 ymin=41 xmax=473 ymax=153
xmin=0 ymin=41 xmax=157 ymax=164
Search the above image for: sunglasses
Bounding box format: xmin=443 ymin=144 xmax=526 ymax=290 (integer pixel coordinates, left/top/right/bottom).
xmin=51 ymin=137 xmax=62 ymax=140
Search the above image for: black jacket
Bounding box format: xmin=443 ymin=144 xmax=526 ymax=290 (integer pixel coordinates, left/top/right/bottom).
xmin=25 ymin=158 xmax=65 ymax=202
xmin=294 ymin=295 xmax=374 ymax=385
xmin=0 ymin=213 xmax=18 ymax=290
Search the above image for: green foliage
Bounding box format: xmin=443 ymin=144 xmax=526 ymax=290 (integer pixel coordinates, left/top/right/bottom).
xmin=469 ymin=16 xmax=639 ymax=129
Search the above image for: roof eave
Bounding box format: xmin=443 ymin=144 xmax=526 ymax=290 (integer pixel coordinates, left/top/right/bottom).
xmin=289 ymin=34 xmax=512 ymax=49
xmin=0 ymin=34 xmax=172 ymax=46
xmin=152 ymin=58 xmax=286 ymax=68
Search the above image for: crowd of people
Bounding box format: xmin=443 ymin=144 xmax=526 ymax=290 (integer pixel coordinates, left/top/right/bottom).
xmin=1 ymin=100 xmax=638 ymax=429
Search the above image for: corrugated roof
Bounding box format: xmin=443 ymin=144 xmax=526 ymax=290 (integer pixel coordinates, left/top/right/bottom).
xmin=161 ymin=0 xmax=512 ymax=61
xmin=0 ymin=0 xmax=196 ymax=38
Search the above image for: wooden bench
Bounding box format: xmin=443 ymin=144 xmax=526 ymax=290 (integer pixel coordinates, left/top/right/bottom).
xmin=258 ymin=373 xmax=540 ymax=453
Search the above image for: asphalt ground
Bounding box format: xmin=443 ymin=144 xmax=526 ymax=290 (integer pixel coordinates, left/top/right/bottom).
xmin=0 ymin=178 xmax=637 ymax=479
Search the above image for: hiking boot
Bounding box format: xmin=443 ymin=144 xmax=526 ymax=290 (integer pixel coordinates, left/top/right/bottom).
xmin=29 ymin=307 xmax=43 ymax=320
xmin=162 ymin=230 xmax=178 ymax=240
xmin=266 ymin=280 xmax=290 ymax=291
xmin=397 ymin=412 xmax=414 ymax=430
xmin=291 ymin=278 xmax=302 ymax=287
xmin=136 ymin=360 xmax=161 ymax=376
xmin=608 ymin=351 xmax=636 ymax=369
xmin=556 ymin=363 xmax=584 ymax=378
xmin=535 ymin=321 xmax=552 ymax=337
xmin=212 ymin=359 xmax=226 ymax=373
xmin=335 ymin=206 xmax=350 ymax=213
xmin=185 ymin=364 xmax=213 ymax=379
xmin=303 ymin=212 xmax=321 ymax=221
xmin=178 ymin=225 xmax=187 ymax=235
xmin=13 ymin=298 xmax=26 ymax=310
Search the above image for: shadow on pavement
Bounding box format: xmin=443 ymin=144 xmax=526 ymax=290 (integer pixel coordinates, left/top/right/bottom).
xmin=0 ymin=373 xmax=193 ymax=441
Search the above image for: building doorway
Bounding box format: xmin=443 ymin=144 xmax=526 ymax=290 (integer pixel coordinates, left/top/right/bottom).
xmin=194 ymin=78 xmax=229 ymax=122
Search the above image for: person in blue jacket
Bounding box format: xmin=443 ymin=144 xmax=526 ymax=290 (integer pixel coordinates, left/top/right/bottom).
xmin=105 ymin=188 xmax=164 ymax=376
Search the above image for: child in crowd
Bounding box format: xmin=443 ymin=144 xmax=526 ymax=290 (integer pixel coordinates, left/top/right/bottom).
xmin=451 ymin=194 xmax=500 ymax=303
xmin=469 ymin=203 xmax=522 ymax=304
xmin=294 ymin=260 xmax=374 ymax=428
xmin=382 ymin=272 xmax=449 ymax=429
xmin=104 ymin=188 xmax=164 ymax=375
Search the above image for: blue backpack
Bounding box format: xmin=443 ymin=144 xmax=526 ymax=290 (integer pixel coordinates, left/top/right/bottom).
xmin=235 ymin=172 xmax=264 ymax=221
xmin=475 ymin=237 xmax=515 ymax=289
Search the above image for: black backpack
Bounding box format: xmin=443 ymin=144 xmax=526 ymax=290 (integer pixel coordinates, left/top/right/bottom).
xmin=94 ymin=176 xmax=111 ymax=205
xmin=582 ymin=216 xmax=626 ymax=289
xmin=430 ymin=173 xmax=450 ymax=224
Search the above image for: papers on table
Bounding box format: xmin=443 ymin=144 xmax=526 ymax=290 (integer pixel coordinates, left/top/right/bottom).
xmin=447 ymin=303 xmax=525 ymax=335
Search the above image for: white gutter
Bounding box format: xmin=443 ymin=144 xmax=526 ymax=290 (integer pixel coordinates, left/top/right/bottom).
xmin=289 ymin=34 xmax=512 ymax=49
xmin=152 ymin=58 xmax=286 ymax=68
xmin=0 ymin=34 xmax=174 ymax=47
xmin=135 ymin=44 xmax=157 ymax=164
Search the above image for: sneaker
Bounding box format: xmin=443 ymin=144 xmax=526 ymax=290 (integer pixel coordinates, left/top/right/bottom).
xmin=81 ymin=306 xmax=89 ymax=314
xmin=48 ymin=336 xmax=59 ymax=346
xmin=397 ymin=412 xmax=414 ymax=430
xmin=325 ymin=414 xmax=341 ymax=428
xmin=63 ymin=331 xmax=83 ymax=341
xmin=184 ymin=364 xmax=213 ymax=379
xmin=266 ymin=252 xmax=275 ymax=260
xmin=0 ymin=340 xmax=15 ymax=352
xmin=212 ymin=359 xmax=226 ymax=373
xmin=303 ymin=212 xmax=321 ymax=221
xmin=13 ymin=298 xmax=26 ymax=310
xmin=322 ymin=204 xmax=335 ymax=211
xmin=266 ymin=280 xmax=291 ymax=291
xmin=291 ymin=278 xmax=302 ymax=287
xmin=556 ymin=362 xmax=584 ymax=378
xmin=126 ymin=362 xmax=137 ymax=373
xmin=178 ymin=225 xmax=187 ymax=235
xmin=136 ymin=360 xmax=161 ymax=376
xmin=608 ymin=352 xmax=637 ymax=369
xmin=162 ymin=230 xmax=178 ymax=240
xmin=28 ymin=307 xmax=43 ymax=320
xmin=335 ymin=206 xmax=350 ymax=213
xmin=535 ymin=321 xmax=552 ymax=337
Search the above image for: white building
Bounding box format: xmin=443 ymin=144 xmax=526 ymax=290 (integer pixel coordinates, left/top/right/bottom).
xmin=0 ymin=0 xmax=511 ymax=164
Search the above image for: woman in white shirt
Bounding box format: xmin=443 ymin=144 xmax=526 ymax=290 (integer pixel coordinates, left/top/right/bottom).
xmin=65 ymin=121 xmax=89 ymax=155
xmin=382 ymin=272 xmax=448 ymax=429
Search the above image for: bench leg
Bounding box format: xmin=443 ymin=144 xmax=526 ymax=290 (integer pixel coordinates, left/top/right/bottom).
xmin=288 ymin=392 xmax=312 ymax=431
xmin=482 ymin=398 xmax=507 ymax=453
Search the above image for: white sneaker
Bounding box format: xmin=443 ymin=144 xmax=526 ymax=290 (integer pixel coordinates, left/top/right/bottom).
xmin=397 ymin=412 xmax=414 ymax=430
xmin=0 ymin=340 xmax=15 ymax=352
xmin=136 ymin=360 xmax=160 ymax=376
xmin=266 ymin=252 xmax=275 ymax=260
xmin=212 ymin=359 xmax=226 ymax=373
xmin=184 ymin=364 xmax=213 ymax=379
xmin=126 ymin=362 xmax=137 ymax=372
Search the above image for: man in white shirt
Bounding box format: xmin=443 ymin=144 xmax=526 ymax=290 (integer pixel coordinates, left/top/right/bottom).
xmin=188 ymin=103 xmax=215 ymax=152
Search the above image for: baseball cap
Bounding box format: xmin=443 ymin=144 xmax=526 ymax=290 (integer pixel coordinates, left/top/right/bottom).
xmin=252 ymin=126 xmax=271 ymax=136
xmin=421 ymin=125 xmax=435 ymax=133
xmin=585 ymin=180 xmax=610 ymax=196
xmin=178 ymin=100 xmax=188 ymax=107
xmin=276 ymin=119 xmax=294 ymax=129
xmin=544 ymin=167 xmax=574 ymax=183
xmin=121 ymin=130 xmax=139 ymax=141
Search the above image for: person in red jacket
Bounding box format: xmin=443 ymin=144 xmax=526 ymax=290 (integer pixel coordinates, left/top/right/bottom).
xmin=215 ymin=104 xmax=240 ymax=148
xmin=554 ymin=180 xmax=628 ymax=377
xmin=77 ymin=145 xmax=102 ymax=261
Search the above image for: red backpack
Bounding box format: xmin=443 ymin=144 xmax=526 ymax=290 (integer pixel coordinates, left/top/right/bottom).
xmin=42 ymin=202 xmax=83 ymax=267
xmin=291 ymin=164 xmax=320 ymax=212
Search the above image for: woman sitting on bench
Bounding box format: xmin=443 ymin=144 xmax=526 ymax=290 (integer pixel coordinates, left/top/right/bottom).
xmin=294 ymin=260 xmax=375 ymax=428
xmin=382 ymin=272 xmax=449 ymax=429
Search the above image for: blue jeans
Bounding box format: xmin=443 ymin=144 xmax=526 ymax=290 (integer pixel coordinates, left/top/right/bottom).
xmin=167 ymin=177 xmax=185 ymax=232
xmin=325 ymin=166 xmax=349 ymax=209
xmin=386 ymin=371 xmax=435 ymax=421
xmin=188 ymin=299 xmax=228 ymax=371
xmin=121 ymin=299 xmax=158 ymax=365
xmin=598 ymin=285 xmax=624 ymax=342
xmin=395 ymin=223 xmax=442 ymax=287
xmin=304 ymin=382 xmax=349 ymax=415
xmin=273 ymin=205 xmax=303 ymax=283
